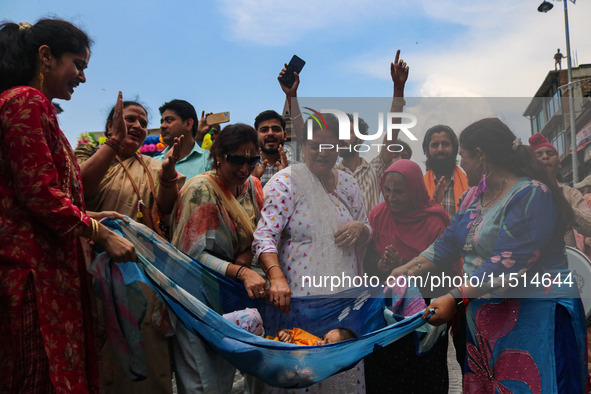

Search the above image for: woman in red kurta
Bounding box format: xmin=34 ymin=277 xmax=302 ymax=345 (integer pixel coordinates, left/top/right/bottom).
xmin=0 ymin=19 xmax=135 ymax=393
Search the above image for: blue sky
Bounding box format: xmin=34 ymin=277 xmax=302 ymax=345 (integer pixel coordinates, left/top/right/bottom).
xmin=2 ymin=0 xmax=590 ymax=149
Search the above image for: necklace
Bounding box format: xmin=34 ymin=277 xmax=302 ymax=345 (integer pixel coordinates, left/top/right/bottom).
xmin=463 ymin=175 xmax=510 ymax=251
xmin=480 ymin=176 xmax=509 ymax=208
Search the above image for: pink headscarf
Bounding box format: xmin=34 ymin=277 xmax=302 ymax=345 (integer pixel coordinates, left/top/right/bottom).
xmin=529 ymin=133 xmax=558 ymax=155
xmin=369 ymin=160 xmax=450 ymax=260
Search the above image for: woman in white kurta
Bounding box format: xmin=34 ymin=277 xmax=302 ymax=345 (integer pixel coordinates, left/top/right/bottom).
xmin=253 ymin=114 xmax=371 ymax=393
xmin=254 ymin=164 xmax=369 ymax=296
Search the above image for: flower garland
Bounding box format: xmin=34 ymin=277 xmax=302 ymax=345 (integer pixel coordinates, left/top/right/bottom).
xmin=140 ymin=135 xmax=166 ymax=156
xmin=76 ymin=132 xmax=165 ymax=157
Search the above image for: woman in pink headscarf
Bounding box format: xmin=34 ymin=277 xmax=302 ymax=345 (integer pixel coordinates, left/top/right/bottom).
xmin=364 ymin=159 xmax=451 ymax=393
xmin=370 ymin=159 xmax=450 ymax=270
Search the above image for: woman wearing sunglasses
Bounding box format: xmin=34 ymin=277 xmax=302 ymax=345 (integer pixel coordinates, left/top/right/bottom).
xmin=170 ymin=123 xmax=267 ymax=393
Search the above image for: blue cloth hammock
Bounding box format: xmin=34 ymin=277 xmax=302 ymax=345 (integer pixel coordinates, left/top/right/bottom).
xmin=94 ymin=218 xmax=437 ymax=389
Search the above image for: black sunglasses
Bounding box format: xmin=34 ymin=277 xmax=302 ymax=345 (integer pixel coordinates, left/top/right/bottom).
xmin=224 ymin=154 xmax=261 ymax=167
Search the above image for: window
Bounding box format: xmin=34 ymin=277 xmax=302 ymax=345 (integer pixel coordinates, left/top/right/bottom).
xmin=538 ymin=107 xmax=546 ymax=130
xmin=546 ymin=89 xmax=562 ymax=120
xmin=553 ymin=132 xmax=565 ymax=157
xmin=531 ymin=116 xmax=540 ymax=134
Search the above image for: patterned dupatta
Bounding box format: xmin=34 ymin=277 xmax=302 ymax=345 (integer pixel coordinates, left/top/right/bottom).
xmin=171 ymin=171 xmax=263 ymax=261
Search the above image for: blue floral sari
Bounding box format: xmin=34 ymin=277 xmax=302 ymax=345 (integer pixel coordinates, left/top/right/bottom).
xmin=422 ymin=178 xmax=588 ymax=393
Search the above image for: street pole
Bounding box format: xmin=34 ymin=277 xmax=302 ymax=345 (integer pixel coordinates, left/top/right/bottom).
xmin=563 ymin=0 xmax=578 ymax=183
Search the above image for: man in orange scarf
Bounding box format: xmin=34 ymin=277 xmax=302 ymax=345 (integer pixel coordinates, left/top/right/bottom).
xmin=422 ymin=125 xmax=469 ymax=219
xmin=422 ymin=124 xmax=470 ymax=371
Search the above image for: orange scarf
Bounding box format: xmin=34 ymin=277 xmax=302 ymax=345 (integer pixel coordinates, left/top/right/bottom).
xmin=423 ymin=166 xmax=469 ymax=215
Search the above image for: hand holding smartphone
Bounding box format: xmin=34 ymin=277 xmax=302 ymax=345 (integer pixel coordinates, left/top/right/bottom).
xmin=206 ymin=112 xmax=230 ymax=125
xmin=278 ymin=55 xmax=305 ymax=89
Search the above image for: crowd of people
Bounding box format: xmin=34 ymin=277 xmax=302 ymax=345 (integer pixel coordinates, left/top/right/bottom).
xmin=1 ymin=17 xmax=590 ymax=394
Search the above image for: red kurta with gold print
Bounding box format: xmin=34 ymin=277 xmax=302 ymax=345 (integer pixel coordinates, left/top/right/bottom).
xmin=0 ymin=86 xmax=99 ymax=393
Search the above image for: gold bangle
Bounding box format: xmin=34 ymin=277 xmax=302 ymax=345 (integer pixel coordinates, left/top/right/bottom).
xmin=265 ymin=264 xmax=281 ymax=274
xmin=89 ymin=218 xmax=98 ymax=242
xmin=94 ymin=219 xmax=99 ymax=241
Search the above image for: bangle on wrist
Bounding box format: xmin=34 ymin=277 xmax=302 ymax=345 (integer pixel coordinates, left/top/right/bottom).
xmin=103 ymin=138 xmax=120 ymax=154
xmin=265 ymin=264 xmax=281 ymax=275
xmin=159 ymin=170 xmax=178 ymax=186
xmin=89 ymin=218 xmax=99 ymax=242
xmin=415 ymin=258 xmax=423 ymax=275
xmin=235 ymin=265 xmax=246 ymax=281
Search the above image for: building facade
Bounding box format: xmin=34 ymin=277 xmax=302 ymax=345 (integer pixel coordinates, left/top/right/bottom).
xmin=524 ymin=64 xmax=591 ymax=184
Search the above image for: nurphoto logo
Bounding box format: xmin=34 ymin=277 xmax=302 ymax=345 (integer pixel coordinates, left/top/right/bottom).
xmin=303 ymin=108 xmax=418 ymax=153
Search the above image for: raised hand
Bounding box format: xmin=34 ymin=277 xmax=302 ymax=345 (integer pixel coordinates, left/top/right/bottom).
xmin=161 ymin=135 xmax=182 ymax=176
xmin=433 ymin=176 xmax=449 ymax=204
xmin=196 ymin=110 xmax=213 ymax=142
xmin=277 ymin=144 xmax=289 ymax=170
xmin=110 ymin=91 xmax=127 ymax=143
xmin=390 ymin=49 xmax=409 ymax=87
xmin=278 ymin=63 xmax=300 ymax=97
xmin=252 ymin=149 xmax=268 ymax=179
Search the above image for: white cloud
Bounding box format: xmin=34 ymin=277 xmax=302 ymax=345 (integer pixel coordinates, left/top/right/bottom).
xmin=346 ymin=0 xmax=591 ymax=97
xmin=217 ymin=0 xmax=398 ymax=46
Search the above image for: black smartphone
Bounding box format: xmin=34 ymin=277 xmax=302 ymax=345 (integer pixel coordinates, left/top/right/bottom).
xmin=279 ymin=55 xmax=305 ymax=88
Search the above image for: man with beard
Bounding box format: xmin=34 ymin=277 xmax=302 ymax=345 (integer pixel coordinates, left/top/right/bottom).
xmin=336 ymin=50 xmax=409 ymax=212
xmin=251 ymin=110 xmax=291 ymax=187
xmin=422 ymin=124 xmax=469 ymax=218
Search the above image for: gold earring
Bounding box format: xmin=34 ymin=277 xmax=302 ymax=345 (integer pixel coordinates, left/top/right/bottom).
xmin=217 ymin=161 xmax=220 ymax=167
xmin=39 ymin=71 xmax=44 ymax=92
xmin=39 ymin=65 xmax=49 ymax=92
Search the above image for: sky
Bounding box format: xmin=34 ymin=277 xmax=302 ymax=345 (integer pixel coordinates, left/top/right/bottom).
xmin=3 ymin=0 xmax=591 ymax=158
